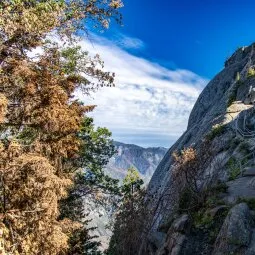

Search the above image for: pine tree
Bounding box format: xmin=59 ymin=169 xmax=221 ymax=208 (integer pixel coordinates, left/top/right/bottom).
xmin=0 ymin=1 xmax=123 ymax=254
xmin=107 ymin=167 xmax=145 ymax=255
xmin=60 ymin=117 xmax=120 ymax=254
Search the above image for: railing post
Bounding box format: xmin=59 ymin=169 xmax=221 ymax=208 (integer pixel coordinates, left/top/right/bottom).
xmin=236 ymin=115 xmax=238 ymax=137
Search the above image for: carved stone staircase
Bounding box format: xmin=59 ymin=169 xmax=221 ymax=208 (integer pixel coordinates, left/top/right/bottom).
xmin=225 ymin=108 xmax=255 ymax=202
xmin=235 ymin=106 xmax=255 ymax=138
xmin=234 ymin=106 xmax=255 ymax=175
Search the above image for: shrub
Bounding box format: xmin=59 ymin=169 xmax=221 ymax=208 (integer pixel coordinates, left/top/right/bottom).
xmin=227 ymin=94 xmax=236 ymax=107
xmin=178 ymin=187 xmax=198 ymax=213
xmin=191 ymin=202 xmax=229 ymax=246
xmin=173 ymin=145 xmax=230 ymax=247
xmin=235 ymin=72 xmax=240 ymax=82
xmin=227 ymin=157 xmax=241 ymax=180
xmin=227 ymin=74 xmax=243 ymax=106
xmin=193 ymin=211 xmax=214 ymax=229
xmin=229 ymin=137 xmax=242 ymax=150
xmin=173 ymin=147 xmax=209 ymax=214
xmin=247 ymin=67 xmax=255 ymax=78
xmin=209 ymin=182 xmax=228 ymax=194
xmin=239 ymin=141 xmax=251 ymax=154
xmin=206 ymin=124 xmax=226 ymax=141
xmin=227 ymin=83 xmax=241 ymax=107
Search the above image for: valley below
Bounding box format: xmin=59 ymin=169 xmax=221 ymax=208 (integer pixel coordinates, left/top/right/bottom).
xmin=85 ymin=141 xmax=167 ymax=250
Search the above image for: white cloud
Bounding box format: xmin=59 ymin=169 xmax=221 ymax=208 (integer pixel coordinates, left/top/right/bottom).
xmin=76 ymin=34 xmax=208 ymax=148
xmin=92 ymin=32 xmax=145 ymax=50
xmin=113 ymin=33 xmax=145 ymax=49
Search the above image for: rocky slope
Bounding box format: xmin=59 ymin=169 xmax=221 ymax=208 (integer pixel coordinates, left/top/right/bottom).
xmin=86 ymin=141 xmax=167 ymax=250
xmin=139 ymin=43 xmax=255 ymax=255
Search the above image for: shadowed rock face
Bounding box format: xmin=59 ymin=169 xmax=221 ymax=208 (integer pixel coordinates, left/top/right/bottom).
xmin=140 ymin=43 xmax=255 ymax=254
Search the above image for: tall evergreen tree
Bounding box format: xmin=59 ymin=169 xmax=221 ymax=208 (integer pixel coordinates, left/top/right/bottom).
xmin=60 ymin=117 xmax=120 ymax=254
xmin=107 ymin=167 xmax=145 ymax=255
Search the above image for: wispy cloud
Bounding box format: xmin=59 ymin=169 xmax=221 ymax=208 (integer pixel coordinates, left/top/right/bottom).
xmin=91 ymin=33 xmax=145 ymax=50
xmin=113 ymin=33 xmax=145 ymax=49
xmin=77 ymin=34 xmax=208 ymax=148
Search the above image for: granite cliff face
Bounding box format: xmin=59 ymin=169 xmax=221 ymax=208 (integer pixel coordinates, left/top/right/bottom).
xmin=139 ymin=43 xmax=255 ymax=255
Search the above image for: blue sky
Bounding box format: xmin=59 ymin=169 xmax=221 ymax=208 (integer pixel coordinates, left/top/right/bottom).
xmin=110 ymin=0 xmax=255 ymax=78
xmin=78 ymin=0 xmax=255 ymax=148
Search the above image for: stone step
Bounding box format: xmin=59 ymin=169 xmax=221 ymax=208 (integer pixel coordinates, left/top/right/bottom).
xmin=243 ymin=167 xmax=255 ymax=176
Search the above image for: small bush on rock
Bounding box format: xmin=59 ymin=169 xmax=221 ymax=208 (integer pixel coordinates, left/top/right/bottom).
xmin=227 ymin=157 xmax=241 ymax=180
xmin=247 ymin=67 xmax=255 ymax=78
xmin=206 ymin=124 xmax=226 ymax=141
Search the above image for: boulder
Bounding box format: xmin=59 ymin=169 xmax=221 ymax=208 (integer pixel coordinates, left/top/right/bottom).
xmin=213 ymin=203 xmax=252 ymax=255
xmin=205 ymin=205 xmax=228 ymax=219
xmin=246 ymin=229 xmax=255 ymax=255
xmin=225 ymin=176 xmax=255 ymax=203
xmin=156 ymin=214 xmax=191 ymax=255
xmin=172 ymin=214 xmax=191 ymax=234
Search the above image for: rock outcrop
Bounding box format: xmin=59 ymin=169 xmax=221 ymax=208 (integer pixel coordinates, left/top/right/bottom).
xmin=213 ymin=203 xmax=252 ymax=255
xmin=156 ymin=214 xmax=191 ymax=255
xmin=139 ymin=43 xmax=255 ymax=254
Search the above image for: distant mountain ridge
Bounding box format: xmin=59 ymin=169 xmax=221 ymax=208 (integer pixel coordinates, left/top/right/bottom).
xmin=105 ymin=141 xmax=167 ymax=182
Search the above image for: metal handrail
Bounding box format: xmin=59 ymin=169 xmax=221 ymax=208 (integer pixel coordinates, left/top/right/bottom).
xmin=235 ymin=106 xmax=255 ymax=176
xmin=235 ymin=107 xmax=255 ymax=138
xmin=243 ymin=107 xmax=255 ymax=132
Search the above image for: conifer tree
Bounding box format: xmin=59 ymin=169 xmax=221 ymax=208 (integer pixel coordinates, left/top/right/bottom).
xmin=107 ymin=167 xmax=145 ymax=255
xmin=60 ymin=117 xmax=120 ymax=254
xmin=0 ymin=0 xmax=123 ymax=254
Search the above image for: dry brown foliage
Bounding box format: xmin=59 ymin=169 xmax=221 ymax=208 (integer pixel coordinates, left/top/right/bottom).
xmin=0 ymin=0 xmax=123 ymax=254
xmin=0 ymin=94 xmax=7 ymax=123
